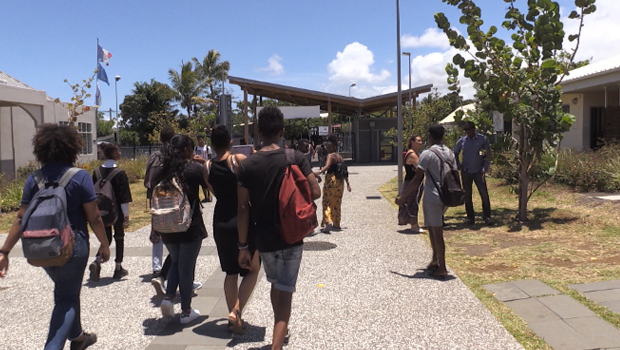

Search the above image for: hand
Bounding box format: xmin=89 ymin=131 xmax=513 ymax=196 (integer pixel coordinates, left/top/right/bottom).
xmin=98 ymin=244 xmax=111 ymax=263
xmin=123 ymin=217 xmax=129 ymax=229
xmin=192 ymin=155 xmax=206 ymax=164
xmin=346 ymin=184 xmax=351 ymax=192
xmin=238 ymin=248 xmax=251 ymax=269
xmin=0 ymin=254 xmax=9 ymax=278
xmin=395 ymin=197 xmax=404 ymax=206
xmin=149 ymin=230 xmax=161 ymax=244
xmin=480 ymin=169 xmax=486 ymax=179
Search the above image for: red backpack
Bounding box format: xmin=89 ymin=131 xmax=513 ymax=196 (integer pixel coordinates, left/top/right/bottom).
xmin=277 ymin=149 xmax=318 ymax=244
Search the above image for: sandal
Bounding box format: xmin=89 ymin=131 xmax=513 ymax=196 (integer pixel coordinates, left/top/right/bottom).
xmin=227 ymin=309 xmax=245 ymax=334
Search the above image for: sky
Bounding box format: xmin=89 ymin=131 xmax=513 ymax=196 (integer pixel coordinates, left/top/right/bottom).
xmin=2 ymin=0 xmax=619 ymax=117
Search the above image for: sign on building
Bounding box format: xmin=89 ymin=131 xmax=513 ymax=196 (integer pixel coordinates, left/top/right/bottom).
xmin=318 ymin=126 xmax=329 ymax=136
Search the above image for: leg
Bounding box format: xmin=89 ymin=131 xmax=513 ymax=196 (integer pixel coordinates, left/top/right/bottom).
xmin=152 ymin=238 xmax=163 ymax=275
xmin=236 ymin=251 xmax=260 ymax=313
xmin=461 ymin=172 xmax=475 ymax=222
xmin=161 ymin=255 xmax=172 ymax=282
xmin=473 ymin=172 xmax=492 ymax=220
xmin=113 ymin=219 xmax=125 ymax=264
xmin=178 ymin=241 xmax=202 ymax=313
xmin=164 ymin=244 xmax=180 ymax=300
xmin=44 ymin=237 xmax=89 ymax=350
xmin=428 ymin=226 xmax=447 ymax=276
xmin=332 ymin=179 xmax=344 ymax=228
xmin=270 ymin=285 xmax=293 ymax=350
xmin=224 ymin=274 xmax=239 ymax=313
xmin=321 ymin=181 xmax=330 ymax=227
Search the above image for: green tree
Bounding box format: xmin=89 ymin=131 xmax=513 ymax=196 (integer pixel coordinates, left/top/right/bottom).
xmin=119 ymin=79 xmax=177 ymax=145
xmin=96 ymin=111 xmax=115 ymax=137
xmin=192 ymin=50 xmax=230 ymax=100
xmin=168 ymin=61 xmax=209 ymax=118
xmin=435 ymin=0 xmax=596 ymax=221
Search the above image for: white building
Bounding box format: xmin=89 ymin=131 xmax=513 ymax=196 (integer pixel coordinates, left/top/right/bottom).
xmin=0 ymin=70 xmax=97 ymax=178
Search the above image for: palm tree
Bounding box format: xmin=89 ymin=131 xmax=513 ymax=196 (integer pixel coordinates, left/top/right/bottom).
xmin=168 ymin=61 xmax=209 ymax=118
xmin=192 ymin=49 xmax=230 ymax=99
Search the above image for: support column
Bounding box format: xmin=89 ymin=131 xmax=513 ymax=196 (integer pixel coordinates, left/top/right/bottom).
xmin=328 ymin=100 xmax=332 ymax=134
xmin=355 ymin=109 xmax=361 ymax=162
xmin=244 ymin=89 xmax=249 ymax=143
xmin=251 ymin=95 xmax=257 ymax=145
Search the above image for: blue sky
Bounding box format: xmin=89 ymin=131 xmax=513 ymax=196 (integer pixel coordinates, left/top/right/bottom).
xmin=2 ymin=0 xmax=618 ymax=116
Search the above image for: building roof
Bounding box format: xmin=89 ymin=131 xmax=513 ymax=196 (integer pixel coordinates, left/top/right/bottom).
xmin=228 ymin=76 xmax=433 ymax=115
xmin=0 ymin=70 xmax=37 ymax=90
xmin=562 ymin=53 xmax=620 ymax=84
xmin=440 ymin=103 xmax=476 ymax=125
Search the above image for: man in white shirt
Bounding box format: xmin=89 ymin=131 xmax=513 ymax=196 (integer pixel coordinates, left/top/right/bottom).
xmin=194 ymin=134 xmax=213 ymax=202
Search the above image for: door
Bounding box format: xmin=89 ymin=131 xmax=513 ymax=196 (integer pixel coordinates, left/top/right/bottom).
xmin=590 ymin=107 xmax=605 ymax=149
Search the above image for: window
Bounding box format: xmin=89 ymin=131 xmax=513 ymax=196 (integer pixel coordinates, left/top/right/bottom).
xmin=562 ymin=104 xmax=570 ymax=113
xmin=58 ymin=121 xmax=93 ymax=155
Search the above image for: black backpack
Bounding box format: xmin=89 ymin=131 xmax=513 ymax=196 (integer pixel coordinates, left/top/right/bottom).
xmin=335 ymin=161 xmax=348 ymax=180
xmin=94 ymin=167 xmax=123 ymax=226
xmin=427 ymin=148 xmax=465 ymax=207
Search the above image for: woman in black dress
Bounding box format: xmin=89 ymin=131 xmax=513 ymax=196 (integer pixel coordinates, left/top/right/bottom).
xmin=206 ymin=125 xmax=260 ymax=333
xmin=397 ymin=135 xmax=424 ymax=232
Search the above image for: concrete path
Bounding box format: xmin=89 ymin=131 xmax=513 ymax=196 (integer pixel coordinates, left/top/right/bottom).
xmin=0 ymin=164 xmax=522 ymax=350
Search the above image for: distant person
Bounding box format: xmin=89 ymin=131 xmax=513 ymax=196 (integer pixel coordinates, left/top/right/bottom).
xmin=316 ymin=141 xmax=325 ymax=168
xmin=397 ymin=135 xmax=425 ymax=233
xmin=89 ymin=143 xmax=133 ymax=281
xmin=314 ymin=134 xmax=351 ymax=233
xmin=155 ymin=134 xmax=208 ymax=324
xmin=397 ymin=124 xmax=453 ymax=279
xmin=194 ymin=134 xmax=213 ymax=202
xmin=0 ymin=123 xmax=110 ymax=350
xmin=207 ymin=125 xmax=260 ymax=334
xmin=453 ymin=121 xmax=492 ymax=225
xmin=297 ymin=139 xmax=313 ymax=168
xmin=237 ymin=106 xmax=321 ymax=349
xmin=144 ymin=127 xmax=174 ymax=283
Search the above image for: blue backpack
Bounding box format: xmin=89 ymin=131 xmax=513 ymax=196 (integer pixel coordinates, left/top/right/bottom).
xmin=20 ymin=167 xmax=80 ymax=267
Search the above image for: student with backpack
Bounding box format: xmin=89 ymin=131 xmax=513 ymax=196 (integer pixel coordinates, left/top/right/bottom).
xmin=89 ymin=143 xmax=132 ymax=281
xmin=314 ymin=134 xmax=351 ymax=233
xmin=397 ymin=124 xmax=456 ymax=280
xmin=237 ymin=106 xmax=321 ymax=349
xmin=0 ymin=123 xmax=110 ymax=350
xmin=152 ymin=134 xmax=208 ymax=324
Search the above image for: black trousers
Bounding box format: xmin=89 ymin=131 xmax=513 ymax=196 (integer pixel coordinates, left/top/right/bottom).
xmin=462 ymin=171 xmax=491 ymax=220
xmin=104 ymin=219 xmax=125 ymax=263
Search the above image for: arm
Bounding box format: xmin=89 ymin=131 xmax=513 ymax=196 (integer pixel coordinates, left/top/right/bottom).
xmin=200 ymin=163 xmax=214 ymax=193
xmin=345 ymin=177 xmax=351 ymax=192
xmin=237 ymin=185 xmax=252 ymax=269
xmin=0 ymin=206 xmax=27 ymax=278
xmin=144 ymin=154 xmax=155 ymax=188
xmin=483 ymin=137 xmax=492 ymax=174
xmin=83 ymin=201 xmax=110 ymax=262
xmin=453 ymin=138 xmax=463 ymax=170
xmin=314 ymin=153 xmax=334 ymax=176
xmin=307 ymin=173 xmax=321 ymax=200
xmin=396 ymin=170 xmax=424 ymax=205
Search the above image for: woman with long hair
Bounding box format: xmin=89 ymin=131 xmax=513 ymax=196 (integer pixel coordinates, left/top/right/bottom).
xmin=314 ymin=134 xmax=351 ymax=233
xmin=206 ymin=125 xmax=260 ymax=334
xmin=0 ymin=123 xmax=110 ymax=350
xmin=398 ymin=135 xmax=425 ymax=232
xmin=155 ymin=134 xmax=208 ymax=324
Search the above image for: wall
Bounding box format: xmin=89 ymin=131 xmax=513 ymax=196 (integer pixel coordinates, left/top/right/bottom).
xmin=561 ymin=94 xmax=584 ymax=150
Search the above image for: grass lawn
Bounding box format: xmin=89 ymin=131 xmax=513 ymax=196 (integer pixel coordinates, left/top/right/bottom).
xmin=380 ymin=176 xmax=620 ymax=350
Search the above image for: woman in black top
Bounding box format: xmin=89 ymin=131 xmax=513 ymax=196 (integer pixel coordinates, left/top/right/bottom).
xmin=156 ymin=134 xmax=208 ymax=325
xmin=314 ymin=134 xmax=351 ymax=233
xmin=89 ymin=143 xmax=133 ymax=281
xmin=206 ymin=125 xmax=260 ymax=333
xmin=398 ymin=135 xmax=424 ymax=232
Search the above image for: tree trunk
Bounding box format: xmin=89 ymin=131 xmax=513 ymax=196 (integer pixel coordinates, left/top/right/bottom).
xmin=518 ymin=122 xmax=529 ymax=222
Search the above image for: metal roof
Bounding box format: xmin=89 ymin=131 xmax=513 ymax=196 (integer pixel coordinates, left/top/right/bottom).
xmin=0 ymin=70 xmax=37 ymax=90
xmin=228 ymin=76 xmax=432 ymax=115
xmin=562 ymin=53 xmax=620 ymax=84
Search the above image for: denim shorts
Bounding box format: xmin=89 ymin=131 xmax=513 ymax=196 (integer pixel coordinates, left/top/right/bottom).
xmin=260 ymin=245 xmax=303 ymax=293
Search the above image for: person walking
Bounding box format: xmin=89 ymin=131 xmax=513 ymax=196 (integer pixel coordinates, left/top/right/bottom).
xmin=0 ymin=123 xmax=111 ymax=350
xmin=397 ymin=135 xmax=425 ymax=233
xmin=297 ymin=139 xmax=313 ymax=169
xmin=314 ymin=134 xmax=351 ymax=233
xmin=207 ymin=125 xmax=260 ymax=334
xmin=89 ymin=143 xmax=133 ymax=281
xmin=453 ymin=121 xmax=492 ymax=225
xmin=155 ymin=134 xmax=209 ymax=324
xmin=237 ymin=106 xmax=321 ymax=350
xmin=397 ymin=125 xmax=454 ymax=279
xmin=195 ymin=134 xmax=213 ymax=203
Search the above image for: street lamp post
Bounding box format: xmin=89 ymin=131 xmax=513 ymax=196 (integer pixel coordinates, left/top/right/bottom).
xmin=349 ymin=82 xmax=356 ymax=154
xmin=402 ymin=52 xmax=412 ymax=131
xmin=396 ymin=0 xmax=403 ymax=193
xmin=115 ymin=75 xmax=121 ymax=144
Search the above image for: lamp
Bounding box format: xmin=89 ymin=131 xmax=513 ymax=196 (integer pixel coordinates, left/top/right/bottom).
xmin=115 ymin=75 xmax=121 ymax=143
xmin=349 ymin=82 xmax=356 ymax=97
xmin=572 ymin=97 xmax=579 ymax=105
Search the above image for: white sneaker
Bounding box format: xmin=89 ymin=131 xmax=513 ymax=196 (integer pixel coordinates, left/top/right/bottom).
xmin=160 ymin=299 xmax=174 ymax=319
xmin=192 ymin=281 xmax=202 ymax=292
xmin=151 ymin=277 xmax=166 ymax=300
xmin=180 ymin=309 xmax=200 ymax=324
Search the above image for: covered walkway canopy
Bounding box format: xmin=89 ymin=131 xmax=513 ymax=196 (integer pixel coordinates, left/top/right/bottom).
xmin=228 ymin=75 xmax=433 ymax=142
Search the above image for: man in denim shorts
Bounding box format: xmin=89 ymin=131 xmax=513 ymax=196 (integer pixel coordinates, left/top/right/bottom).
xmin=237 ymin=106 xmax=321 ymax=349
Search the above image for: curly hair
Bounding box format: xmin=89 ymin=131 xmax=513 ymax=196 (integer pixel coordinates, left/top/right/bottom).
xmin=160 ymin=134 xmax=194 ymax=191
xmin=32 ymin=123 xmax=84 ymax=164
xmin=210 ymin=124 xmax=231 ymax=151
xmin=258 ymin=106 xmax=284 ymax=137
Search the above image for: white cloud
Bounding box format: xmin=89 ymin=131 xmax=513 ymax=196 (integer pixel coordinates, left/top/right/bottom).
xmin=561 ymin=0 xmax=620 ymax=62
xmin=328 ymin=42 xmax=390 ymax=85
xmin=258 ymin=54 xmax=284 ymax=76
xmin=401 ymin=28 xmax=451 ymax=50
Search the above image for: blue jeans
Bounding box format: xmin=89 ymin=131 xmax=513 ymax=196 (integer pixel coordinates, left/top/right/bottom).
xmin=165 ymin=240 xmax=201 ymax=311
xmin=152 ymin=240 xmax=163 ymax=272
xmin=462 ymin=171 xmax=491 ymax=220
xmin=43 ymin=235 xmax=89 ymax=350
xmin=260 ymin=245 xmax=303 ymax=293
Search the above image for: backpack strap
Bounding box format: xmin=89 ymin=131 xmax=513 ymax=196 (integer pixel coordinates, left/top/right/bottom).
xmin=33 ymin=170 xmax=46 ymax=190
xmin=427 ymin=148 xmax=446 ymax=199
xmin=57 ymin=167 xmax=81 ymax=188
xmin=285 ymin=148 xmax=296 ymax=166
xmin=230 ymin=154 xmax=238 ymax=174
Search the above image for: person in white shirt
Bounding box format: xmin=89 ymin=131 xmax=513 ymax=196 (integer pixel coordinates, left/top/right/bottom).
xmin=194 ymin=134 xmax=213 ymax=202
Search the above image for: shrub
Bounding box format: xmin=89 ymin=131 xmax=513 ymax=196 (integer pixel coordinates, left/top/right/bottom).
xmin=0 ymin=173 xmax=25 ymax=212
xmin=554 ymin=144 xmax=620 ymax=192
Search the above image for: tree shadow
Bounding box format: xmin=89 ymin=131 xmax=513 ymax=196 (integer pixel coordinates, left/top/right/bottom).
xmin=443 ymin=206 xmax=578 ymax=232
xmin=397 ymin=228 xmax=424 ymax=235
xmin=389 ymin=269 xmax=456 ymax=281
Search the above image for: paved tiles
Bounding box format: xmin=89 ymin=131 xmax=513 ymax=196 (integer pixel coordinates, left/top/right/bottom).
xmin=486 ymin=279 xmax=620 ymax=350
xmin=570 ymin=280 xmax=620 ymax=315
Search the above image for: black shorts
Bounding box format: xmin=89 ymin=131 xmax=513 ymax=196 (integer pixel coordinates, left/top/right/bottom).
xmin=213 ymin=227 xmax=257 ymax=276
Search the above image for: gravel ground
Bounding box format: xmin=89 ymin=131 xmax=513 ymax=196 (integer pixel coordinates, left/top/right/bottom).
xmin=0 ymin=164 xmax=523 ymax=350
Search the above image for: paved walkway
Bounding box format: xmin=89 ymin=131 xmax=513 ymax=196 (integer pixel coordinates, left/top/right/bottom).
xmin=0 ymin=164 xmax=522 ymax=350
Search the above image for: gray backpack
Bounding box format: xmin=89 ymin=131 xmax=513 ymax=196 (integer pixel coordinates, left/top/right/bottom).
xmin=20 ymin=167 xmax=80 ymax=267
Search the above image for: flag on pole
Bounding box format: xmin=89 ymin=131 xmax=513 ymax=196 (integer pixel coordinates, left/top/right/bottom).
xmin=97 ymin=63 xmax=109 ymax=85
xmin=96 ymin=82 xmax=101 ymax=106
xmin=97 ymin=45 xmax=112 ymax=66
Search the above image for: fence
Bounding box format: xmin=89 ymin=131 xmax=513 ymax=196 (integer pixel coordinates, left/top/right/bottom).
xmin=119 ymin=144 xmax=162 ymax=159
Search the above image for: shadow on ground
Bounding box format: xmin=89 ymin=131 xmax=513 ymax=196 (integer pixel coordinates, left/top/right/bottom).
xmin=390 ymin=269 xmax=457 ymax=281
xmin=443 ymin=206 xmax=578 ymax=232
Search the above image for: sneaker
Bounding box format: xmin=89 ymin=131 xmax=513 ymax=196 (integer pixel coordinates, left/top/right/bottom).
xmin=160 ymin=299 xmax=174 ymax=319
xmin=180 ymin=309 xmax=200 ymax=324
xmin=88 ymin=261 xmax=100 ymax=282
xmin=192 ymin=281 xmax=203 ymax=292
xmin=320 ymin=224 xmax=333 ymax=233
xmin=113 ymin=267 xmax=128 ymax=280
xmin=484 ymin=217 xmax=493 ymax=225
xmin=151 ymin=277 xmax=166 ymax=300
xmin=70 ymin=332 xmax=97 ymax=350
xmin=464 ymin=218 xmax=475 ymax=225
xmin=152 ymin=270 xmax=161 ymax=279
